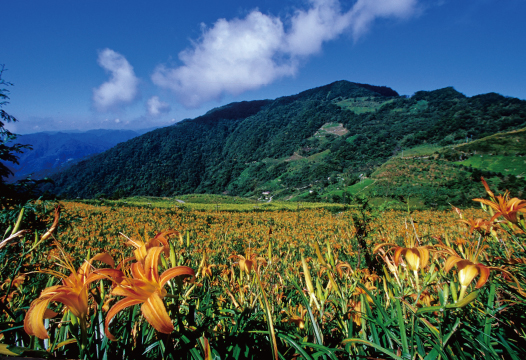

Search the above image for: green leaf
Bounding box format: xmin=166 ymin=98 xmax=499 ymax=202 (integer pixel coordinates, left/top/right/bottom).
xmin=342 ymin=338 xmax=405 ymax=360
xmin=446 ymin=290 xmax=479 ymax=309
xmin=142 ymin=341 xmax=160 ymax=355
xmin=0 ymin=344 xmax=18 ymax=356
xmin=54 ymin=338 xmax=77 ymax=350
xmin=441 ymin=318 xmax=461 ymax=347
xmin=0 ymin=344 xmax=49 ymax=358
xmin=416 ymin=305 xmax=442 ymax=315
xmin=395 ymin=298 xmax=409 ymax=356
xmin=181 ymin=334 xmax=204 ymax=360
xmin=483 ymin=283 xmax=496 ymax=347
xmin=289 ymin=277 xmax=324 ymax=346
xmin=276 ymin=333 xmax=313 ymax=360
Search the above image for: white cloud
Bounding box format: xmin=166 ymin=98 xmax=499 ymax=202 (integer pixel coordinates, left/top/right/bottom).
xmin=152 ymin=11 xmax=295 ymax=107
xmin=147 ymin=96 xmax=171 ymax=116
xmin=286 ymin=0 xmax=350 ymax=56
xmin=152 ymin=0 xmax=419 ymax=108
xmin=93 ymin=49 xmax=139 ymax=111
xmin=348 ymin=0 xmax=419 ymax=40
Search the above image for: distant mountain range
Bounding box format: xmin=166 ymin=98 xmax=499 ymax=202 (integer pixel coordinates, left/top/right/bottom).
xmin=29 ymin=80 xmax=526 ymax=206
xmin=4 ymin=129 xmax=150 ymax=182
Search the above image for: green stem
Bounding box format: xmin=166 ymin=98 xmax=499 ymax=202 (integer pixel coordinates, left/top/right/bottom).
xmin=79 ymin=317 xmax=87 ymax=359
xmin=413 ymin=270 xmax=420 ymax=292
xmin=255 ymin=272 xmax=279 ymax=360
xmin=458 ymin=286 xmax=467 ymax=302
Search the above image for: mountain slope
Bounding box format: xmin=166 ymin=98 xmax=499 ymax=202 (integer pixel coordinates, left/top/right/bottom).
xmin=44 ymin=81 xmax=526 ymax=199
xmin=5 ymin=129 xmax=142 ymax=182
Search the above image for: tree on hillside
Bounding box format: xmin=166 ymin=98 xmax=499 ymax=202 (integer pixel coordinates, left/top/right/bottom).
xmin=0 ymin=65 xmax=29 ymax=181
xmin=0 ymin=66 xmax=62 ymax=240
xmin=0 ymin=65 xmax=37 ymax=211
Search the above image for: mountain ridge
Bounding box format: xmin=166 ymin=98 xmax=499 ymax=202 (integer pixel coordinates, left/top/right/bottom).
xmin=5 ymin=129 xmax=144 ymax=182
xmin=40 ymin=80 xmax=526 ymax=201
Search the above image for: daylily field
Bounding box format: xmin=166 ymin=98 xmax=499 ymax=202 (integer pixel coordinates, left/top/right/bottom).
xmin=0 ymin=180 xmax=525 ymax=359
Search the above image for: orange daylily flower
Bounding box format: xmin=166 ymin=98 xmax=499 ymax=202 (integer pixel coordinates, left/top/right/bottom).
xmin=394 ymin=246 xmax=431 ymax=271
xmin=440 ymin=236 xmax=490 ymax=300
xmin=237 ymin=253 xmax=256 ymax=274
xmin=196 ymin=251 xmax=216 ymax=278
xmin=24 ymin=248 xmax=122 ymax=339
xmin=233 ymin=250 xmax=267 ymax=275
xmin=283 ymin=304 xmax=307 ymax=329
xmin=473 ymin=177 xmax=526 ymax=224
xmin=0 ymin=275 xmax=26 ymax=303
xmin=458 ymin=218 xmax=496 ymax=235
xmin=201 ymin=262 xmax=216 ymax=278
xmin=105 ymin=246 xmax=194 ymax=340
xmin=335 ymin=261 xmax=353 ymax=278
xmin=373 ymin=242 xmax=432 ymax=272
xmin=444 ymin=256 xmax=490 ymax=299
xmin=374 ymin=234 xmax=433 ymax=291
xmin=410 ymin=290 xmax=435 ymax=307
xmin=122 ymin=230 xmax=178 ymax=264
xmin=348 ymin=300 xmax=362 ymax=326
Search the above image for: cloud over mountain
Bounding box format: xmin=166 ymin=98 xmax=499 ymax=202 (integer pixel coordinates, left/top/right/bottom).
xmin=152 ymin=0 xmax=419 ymax=108
xmin=93 ymin=49 xmax=139 ymax=111
xmin=147 ymin=96 xmax=171 ymax=116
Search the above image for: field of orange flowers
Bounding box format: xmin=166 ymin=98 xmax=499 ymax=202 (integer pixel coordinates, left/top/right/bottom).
xmin=1 ymin=180 xmax=525 ymax=359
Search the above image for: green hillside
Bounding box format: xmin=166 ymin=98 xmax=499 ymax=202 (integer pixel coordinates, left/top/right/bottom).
xmin=454 ymin=127 xmax=526 ymax=155
xmin=44 ymin=81 xmax=526 ymax=204
xmin=346 ymin=128 xmax=526 ymax=207
xmin=458 ymin=155 xmax=526 ymax=177
xmin=438 ymin=128 xmax=526 ymax=177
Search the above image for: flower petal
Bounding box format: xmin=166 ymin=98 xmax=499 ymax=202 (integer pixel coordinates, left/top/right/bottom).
xmin=444 ymin=255 xmax=464 ymax=273
xmin=372 ymin=243 xmax=396 ymax=254
xmin=24 ymin=288 xmax=80 ymax=339
xmin=131 ymin=262 xmax=146 ymax=280
xmin=417 ymin=247 xmax=430 ymax=269
xmin=144 ymin=246 xmax=163 ymax=283
xmin=473 ymin=198 xmax=501 ymax=213
xmin=475 ymin=264 xmax=490 ymax=289
xmin=458 ymin=264 xmax=479 ymax=288
xmin=141 ymin=292 xmax=173 ymax=334
xmin=105 ymin=297 xmax=143 ymax=341
xmin=405 ymin=248 xmax=421 ymax=271
xmin=150 ymin=230 xmax=178 ymax=257
xmin=24 ymin=297 xmax=52 ymax=339
xmin=393 ymin=247 xmax=406 ymax=266
xmin=480 ymin=177 xmax=495 ymax=198
xmin=160 ymin=266 xmax=195 ymax=287
xmin=85 ymin=269 xmax=124 ymax=287
xmin=90 ymin=252 xmax=116 ymax=268
xmin=79 ymin=252 xmax=116 ymax=280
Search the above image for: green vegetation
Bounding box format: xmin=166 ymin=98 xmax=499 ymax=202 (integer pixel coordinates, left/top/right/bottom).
xmin=0 ymin=65 xmax=58 ymax=230
xmin=0 ymin=65 xmax=33 ymax=205
xmin=458 ymin=155 xmax=526 ymax=177
xmin=41 ymin=81 xmax=526 ymax=209
xmin=79 ymin=196 xmax=349 ymax=212
xmin=453 ymin=127 xmax=526 ymax=155
xmin=0 ymin=65 xmax=25 ymax=183
xmin=398 ymin=143 xmax=442 ymax=157
xmin=438 ymin=128 xmax=526 ymax=177
xmin=334 ymin=96 xmax=395 ymax=114
xmin=346 ymin=178 xmax=375 ymax=194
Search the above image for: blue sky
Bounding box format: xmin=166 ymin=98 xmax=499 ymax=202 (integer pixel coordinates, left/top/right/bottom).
xmin=2 ymin=0 xmax=526 ymax=134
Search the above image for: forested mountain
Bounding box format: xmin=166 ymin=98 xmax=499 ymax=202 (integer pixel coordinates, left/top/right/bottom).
xmin=5 ymin=129 xmax=142 ymax=182
xmin=43 ymin=80 xmax=526 ymax=201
